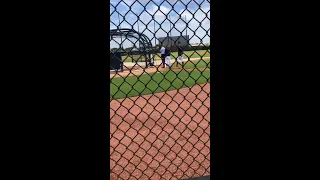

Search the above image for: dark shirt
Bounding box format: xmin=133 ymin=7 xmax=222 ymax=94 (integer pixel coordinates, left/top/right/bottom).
xmin=165 ymin=48 xmax=171 ymax=56
xmin=178 ymin=47 xmax=183 ymax=56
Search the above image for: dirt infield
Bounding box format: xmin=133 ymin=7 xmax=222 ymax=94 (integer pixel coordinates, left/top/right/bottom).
xmin=110 ymin=83 xmax=210 ymax=180
xmin=110 ymin=58 xmax=210 ymax=78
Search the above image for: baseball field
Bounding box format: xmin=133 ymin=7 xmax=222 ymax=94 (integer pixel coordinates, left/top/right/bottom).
xmin=110 ymin=50 xmax=210 ymax=180
xmin=121 ymin=50 xmax=210 ymax=62
xmin=110 ymin=59 xmax=210 ymax=99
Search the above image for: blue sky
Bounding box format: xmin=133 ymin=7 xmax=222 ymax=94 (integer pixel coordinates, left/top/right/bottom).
xmin=110 ymin=0 xmax=210 ymax=48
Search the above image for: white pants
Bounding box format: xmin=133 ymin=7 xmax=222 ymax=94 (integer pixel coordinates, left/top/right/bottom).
xmin=177 ymin=55 xmax=184 ymax=63
xmin=165 ymin=56 xmax=171 ymax=67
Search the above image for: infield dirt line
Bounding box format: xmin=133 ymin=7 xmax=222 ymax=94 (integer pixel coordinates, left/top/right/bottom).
xmin=111 ymin=57 xmax=210 ymax=78
xmin=110 ymin=67 xmax=210 ymax=78
xmin=123 ymin=57 xmax=210 ymax=68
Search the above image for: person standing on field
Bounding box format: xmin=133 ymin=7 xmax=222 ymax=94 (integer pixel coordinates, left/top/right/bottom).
xmin=176 ymin=42 xmax=185 ymax=68
xmin=165 ymin=47 xmax=171 ymax=68
xmin=160 ymin=45 xmax=166 ymax=68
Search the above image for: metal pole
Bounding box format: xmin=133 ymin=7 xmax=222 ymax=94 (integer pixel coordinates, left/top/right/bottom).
xmin=118 ymin=13 xmax=122 ymax=50
xmin=185 ymin=15 xmax=187 ymax=41
xmin=138 ymin=21 xmax=140 ymax=50
xmin=153 ymin=20 xmax=156 ymax=65
xmin=154 ymin=20 xmax=156 ymax=47
xmin=169 ymin=15 xmax=172 ymax=48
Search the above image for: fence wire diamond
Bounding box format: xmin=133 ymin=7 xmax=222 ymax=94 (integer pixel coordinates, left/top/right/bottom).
xmin=110 ymin=0 xmax=210 ymax=179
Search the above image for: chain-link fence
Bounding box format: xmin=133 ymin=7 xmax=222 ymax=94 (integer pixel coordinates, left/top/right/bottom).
xmin=110 ymin=0 xmax=210 ymax=179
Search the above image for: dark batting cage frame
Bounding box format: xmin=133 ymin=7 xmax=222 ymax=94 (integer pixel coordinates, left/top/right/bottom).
xmin=110 ymin=28 xmax=155 ymax=69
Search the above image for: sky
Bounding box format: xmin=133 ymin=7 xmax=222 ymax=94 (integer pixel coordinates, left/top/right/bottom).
xmin=110 ymin=0 xmax=210 ymax=48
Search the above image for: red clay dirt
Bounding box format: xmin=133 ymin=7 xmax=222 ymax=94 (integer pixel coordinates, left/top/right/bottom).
xmin=110 ymin=83 xmax=210 ymax=180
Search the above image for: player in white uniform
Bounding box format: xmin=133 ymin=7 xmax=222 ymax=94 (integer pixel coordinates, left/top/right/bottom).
xmin=176 ymin=42 xmax=184 ymax=68
xmin=165 ymin=47 xmax=171 ymax=68
xmin=160 ymin=45 xmax=166 ymax=68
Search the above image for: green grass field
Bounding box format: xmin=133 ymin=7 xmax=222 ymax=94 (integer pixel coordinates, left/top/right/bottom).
xmin=110 ymin=68 xmax=210 ymax=100
xmin=176 ymin=59 xmax=210 ymax=69
xmin=122 ymin=50 xmax=210 ymax=62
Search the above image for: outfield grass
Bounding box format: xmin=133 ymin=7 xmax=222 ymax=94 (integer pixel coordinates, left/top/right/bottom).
xmin=110 ymin=69 xmax=210 ymax=99
xmin=122 ymin=50 xmax=210 ymax=62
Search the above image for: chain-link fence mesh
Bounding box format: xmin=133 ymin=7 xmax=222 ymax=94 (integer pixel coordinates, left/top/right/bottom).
xmin=110 ymin=0 xmax=210 ymax=179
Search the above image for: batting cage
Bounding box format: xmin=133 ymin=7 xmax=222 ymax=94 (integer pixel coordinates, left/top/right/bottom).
xmin=110 ymin=28 xmax=156 ymax=72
